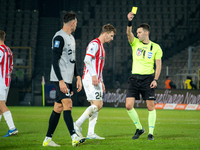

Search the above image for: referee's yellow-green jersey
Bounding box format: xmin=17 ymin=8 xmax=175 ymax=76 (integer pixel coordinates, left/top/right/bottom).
xmin=130 ymin=38 xmax=163 ymax=75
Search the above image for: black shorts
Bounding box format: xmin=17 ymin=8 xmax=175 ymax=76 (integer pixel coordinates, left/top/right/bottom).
xmin=126 ymin=74 xmax=156 ymax=100
xmin=52 ymin=82 xmax=72 ymax=103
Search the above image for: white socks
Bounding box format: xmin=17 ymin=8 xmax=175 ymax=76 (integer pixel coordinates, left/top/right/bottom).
xmin=76 ymin=105 xmax=98 ymax=127
xmin=44 ymin=136 xmax=52 ymax=142
xmin=71 ymin=133 xmax=78 ymax=140
xmin=3 ymin=111 xmax=16 ymax=130
xmin=88 ymin=112 xmax=98 ymax=135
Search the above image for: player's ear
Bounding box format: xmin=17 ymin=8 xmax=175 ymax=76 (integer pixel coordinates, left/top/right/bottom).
xmin=145 ymin=31 xmax=149 ymax=36
xmin=70 ymin=20 xmax=74 ymax=26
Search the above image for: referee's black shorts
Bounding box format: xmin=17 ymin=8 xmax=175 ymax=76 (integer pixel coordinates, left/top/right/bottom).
xmin=52 ymin=81 xmax=72 ymax=103
xmin=126 ymin=74 xmax=156 ymax=100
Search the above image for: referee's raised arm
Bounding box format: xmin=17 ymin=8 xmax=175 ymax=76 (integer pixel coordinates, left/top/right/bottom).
xmin=126 ymin=12 xmax=134 ymax=43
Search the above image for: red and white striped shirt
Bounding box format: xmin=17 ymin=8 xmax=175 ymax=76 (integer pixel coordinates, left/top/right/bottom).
xmin=83 ymin=38 xmax=105 ymax=82
xmin=0 ymin=45 xmax=13 ymax=87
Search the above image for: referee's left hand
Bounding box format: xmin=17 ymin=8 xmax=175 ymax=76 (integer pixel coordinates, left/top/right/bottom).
xmin=150 ymin=80 xmax=157 ymax=88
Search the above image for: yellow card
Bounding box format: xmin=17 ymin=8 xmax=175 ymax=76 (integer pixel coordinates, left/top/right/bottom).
xmin=131 ymin=7 xmax=138 ymax=14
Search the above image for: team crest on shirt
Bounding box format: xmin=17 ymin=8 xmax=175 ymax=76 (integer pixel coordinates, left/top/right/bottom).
xmin=136 ymin=48 xmax=143 ymax=56
xmin=147 ymin=52 xmax=153 ymax=59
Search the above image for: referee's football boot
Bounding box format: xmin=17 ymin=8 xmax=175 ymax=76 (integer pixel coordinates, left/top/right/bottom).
xmin=132 ymin=127 xmax=145 ymax=139
xmin=74 ymin=122 xmax=83 ymax=137
xmin=148 ymin=134 xmax=154 ymax=140
xmin=42 ymin=139 xmax=61 ymax=147
xmin=72 ymin=136 xmax=86 ymax=147
xmin=3 ymin=128 xmax=18 ymax=137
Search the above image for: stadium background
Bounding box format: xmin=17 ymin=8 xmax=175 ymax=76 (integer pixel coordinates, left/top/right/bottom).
xmin=0 ymin=0 xmax=200 ymax=106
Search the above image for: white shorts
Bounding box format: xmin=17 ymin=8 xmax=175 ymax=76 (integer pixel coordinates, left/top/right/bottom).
xmin=0 ymin=86 xmax=9 ymax=102
xmin=82 ymin=79 xmax=103 ymax=101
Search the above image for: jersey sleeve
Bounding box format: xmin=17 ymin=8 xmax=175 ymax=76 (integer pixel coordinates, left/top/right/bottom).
xmin=52 ymin=35 xmax=64 ymax=81
xmin=155 ymin=45 xmax=163 ymax=59
xmin=129 ymin=37 xmax=139 ymax=47
xmin=84 ymin=55 xmax=97 ymax=76
xmin=86 ymin=42 xmax=99 ymax=58
xmin=74 ymin=63 xmax=80 ymax=77
xmin=0 ymin=50 xmax=4 ymax=63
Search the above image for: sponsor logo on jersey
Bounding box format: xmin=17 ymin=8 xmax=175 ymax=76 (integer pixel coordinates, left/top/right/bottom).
xmin=147 ymin=52 xmax=153 ymax=59
xmin=143 ymin=47 xmax=147 ymax=49
xmin=70 ymin=59 xmax=75 ymax=63
xmin=54 ymin=41 xmax=60 ymax=48
xmin=136 ymin=48 xmax=143 ymax=56
xmin=68 ymin=49 xmax=72 ymax=55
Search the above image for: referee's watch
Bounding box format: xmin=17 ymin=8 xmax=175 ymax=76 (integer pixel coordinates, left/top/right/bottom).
xmin=153 ymin=79 xmax=158 ymax=82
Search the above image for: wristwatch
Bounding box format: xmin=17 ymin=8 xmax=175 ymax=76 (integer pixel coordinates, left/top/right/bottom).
xmin=153 ymin=79 xmax=158 ymax=82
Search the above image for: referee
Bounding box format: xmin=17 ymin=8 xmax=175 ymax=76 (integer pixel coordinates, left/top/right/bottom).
xmin=125 ymin=12 xmax=163 ymax=140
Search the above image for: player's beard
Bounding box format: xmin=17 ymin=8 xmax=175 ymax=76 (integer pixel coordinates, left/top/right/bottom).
xmin=138 ymin=36 xmax=144 ymax=42
xmin=72 ymin=27 xmax=76 ymax=32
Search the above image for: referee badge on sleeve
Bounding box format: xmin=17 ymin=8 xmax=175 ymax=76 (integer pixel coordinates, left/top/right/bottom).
xmin=54 ymin=40 xmax=60 ymax=48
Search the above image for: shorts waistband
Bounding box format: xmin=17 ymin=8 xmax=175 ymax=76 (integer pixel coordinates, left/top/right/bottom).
xmin=131 ymin=74 xmax=154 ymax=77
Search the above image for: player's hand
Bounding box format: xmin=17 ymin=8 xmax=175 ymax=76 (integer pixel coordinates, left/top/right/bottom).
xmin=59 ymin=80 xmax=68 ymax=94
xmin=76 ymin=76 xmax=82 ymax=92
xmin=102 ymin=82 xmax=105 ymax=93
xmin=127 ymin=12 xmax=134 ymax=21
xmin=92 ymin=76 xmax=99 ymax=86
xmin=150 ymin=80 xmax=157 ymax=89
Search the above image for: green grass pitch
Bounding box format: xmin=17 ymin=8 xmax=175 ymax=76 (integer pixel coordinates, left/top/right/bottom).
xmin=0 ymin=106 xmax=199 ymax=150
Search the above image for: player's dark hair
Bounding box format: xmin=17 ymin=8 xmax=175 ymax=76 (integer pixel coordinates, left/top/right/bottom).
xmin=0 ymin=30 xmax=6 ymax=41
xmin=63 ymin=12 xmax=76 ymax=23
xmin=101 ymin=24 xmax=116 ymax=34
xmin=137 ymin=23 xmax=151 ymax=32
xmin=166 ymin=76 xmax=170 ymax=79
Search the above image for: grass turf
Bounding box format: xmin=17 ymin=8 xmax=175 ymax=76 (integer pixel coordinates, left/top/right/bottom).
xmin=0 ymin=107 xmax=199 ymax=150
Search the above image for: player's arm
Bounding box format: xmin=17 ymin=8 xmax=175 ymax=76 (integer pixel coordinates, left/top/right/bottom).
xmin=84 ymin=43 xmax=99 ymax=86
xmin=84 ymin=55 xmax=98 ymax=86
xmin=74 ymin=63 xmax=82 ymax=92
xmin=52 ymin=35 xmax=68 ymax=93
xmin=0 ymin=50 xmax=4 ymax=64
xmin=52 ymin=35 xmax=64 ymax=80
xmin=154 ymin=59 xmax=162 ymax=81
xmin=101 ymin=73 xmax=105 ymax=92
xmin=11 ymin=54 xmax=13 ymax=72
xmin=150 ymin=59 xmax=162 ymax=89
xmin=127 ymin=12 xmax=135 ymax=43
xmin=150 ymin=59 xmax=162 ymax=88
